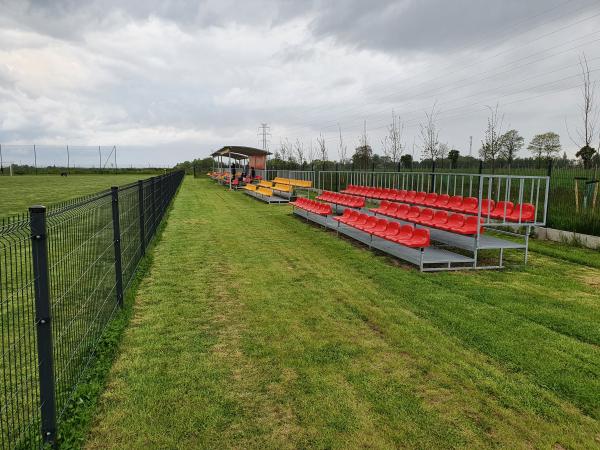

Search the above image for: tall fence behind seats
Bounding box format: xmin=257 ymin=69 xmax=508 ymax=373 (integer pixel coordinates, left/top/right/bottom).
xmin=318 ymin=170 xmax=550 ymax=227
xmin=0 ymin=170 xmax=184 ymax=449
xmin=254 ymin=170 xmax=315 ymax=184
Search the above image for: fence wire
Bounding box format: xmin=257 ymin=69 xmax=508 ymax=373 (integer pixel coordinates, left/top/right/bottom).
xmin=0 ymin=170 xmax=184 ymax=448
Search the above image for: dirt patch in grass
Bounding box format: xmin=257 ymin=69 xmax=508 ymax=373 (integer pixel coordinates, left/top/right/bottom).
xmin=579 ymin=268 xmax=600 ymax=288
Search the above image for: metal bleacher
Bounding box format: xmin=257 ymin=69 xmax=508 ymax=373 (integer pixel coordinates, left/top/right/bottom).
xmin=292 ymin=171 xmax=550 ymax=271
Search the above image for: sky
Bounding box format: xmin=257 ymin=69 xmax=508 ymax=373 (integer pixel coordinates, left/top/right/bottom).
xmin=0 ymin=0 xmax=599 ymax=167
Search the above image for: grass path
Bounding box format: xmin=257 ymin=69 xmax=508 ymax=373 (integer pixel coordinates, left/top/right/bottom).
xmin=86 ymin=177 xmax=600 ymax=449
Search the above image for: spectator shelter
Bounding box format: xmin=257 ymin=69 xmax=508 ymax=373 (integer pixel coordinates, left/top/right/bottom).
xmin=211 ymin=146 xmax=270 ymax=189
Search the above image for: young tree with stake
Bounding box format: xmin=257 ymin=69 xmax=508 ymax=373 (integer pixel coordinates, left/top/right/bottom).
xmin=419 ymin=103 xmax=440 ymax=164
xmin=568 ymin=54 xmax=599 ymax=168
xmin=479 ymin=104 xmax=504 ymax=172
xmin=382 ymin=110 xmax=404 ymax=168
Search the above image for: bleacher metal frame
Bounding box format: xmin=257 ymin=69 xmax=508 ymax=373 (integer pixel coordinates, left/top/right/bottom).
xmin=299 ymin=171 xmax=551 ymax=271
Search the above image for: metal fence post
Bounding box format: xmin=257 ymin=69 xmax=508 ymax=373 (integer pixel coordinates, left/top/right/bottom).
xmin=151 ymin=177 xmax=157 ymax=233
xmin=138 ymin=180 xmax=146 ymax=256
xmin=111 ymin=187 xmax=124 ymax=307
xmin=29 ymin=205 xmax=57 ymax=447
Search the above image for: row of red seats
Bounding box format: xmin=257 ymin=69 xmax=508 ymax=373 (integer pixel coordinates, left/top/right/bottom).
xmin=371 ymin=201 xmax=483 ymax=235
xmin=290 ymin=197 xmax=332 ymax=216
xmin=341 ymin=185 xmax=536 ymax=222
xmin=333 ymin=210 xmax=430 ymax=248
xmin=316 ymin=191 xmax=365 ymax=208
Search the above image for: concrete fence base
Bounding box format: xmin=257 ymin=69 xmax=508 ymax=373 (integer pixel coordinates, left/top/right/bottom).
xmin=535 ymin=227 xmax=600 ymax=250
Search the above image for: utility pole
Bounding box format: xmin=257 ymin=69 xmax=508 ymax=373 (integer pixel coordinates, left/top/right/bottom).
xmin=257 ymin=123 xmax=271 ymax=151
xmin=114 ymin=145 xmax=117 ymax=174
xmin=99 ymin=146 xmax=102 ymax=172
xmin=1 ymin=143 xmax=4 ymax=174
xmin=66 ymin=145 xmax=70 ymax=174
xmin=469 ymin=136 xmax=473 ymax=157
xmin=33 ymin=144 xmax=37 ymax=175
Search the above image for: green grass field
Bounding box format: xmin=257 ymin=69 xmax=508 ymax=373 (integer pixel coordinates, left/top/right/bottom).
xmin=0 ymin=174 xmax=152 ymax=217
xmin=82 ymin=177 xmax=600 ymax=449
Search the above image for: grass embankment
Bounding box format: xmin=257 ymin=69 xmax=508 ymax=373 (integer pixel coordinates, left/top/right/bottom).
xmin=86 ymin=177 xmax=600 ymax=449
xmin=0 ymin=174 xmax=149 ymax=216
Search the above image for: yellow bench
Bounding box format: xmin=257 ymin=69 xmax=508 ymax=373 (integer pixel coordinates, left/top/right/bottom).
xmin=273 ymin=183 xmax=292 ymax=193
xmin=257 ymin=187 xmax=273 ymax=197
xmin=291 ymin=179 xmax=312 ymax=188
xmin=273 ymin=177 xmax=290 ymax=184
xmin=244 ymin=184 xmax=257 ymax=191
xmin=258 ymin=180 xmax=274 ymax=188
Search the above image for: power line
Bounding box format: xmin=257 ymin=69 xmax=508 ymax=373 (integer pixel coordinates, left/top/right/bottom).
xmin=291 ymin=34 xmax=600 ymax=135
xmin=281 ymin=0 xmax=598 ymax=127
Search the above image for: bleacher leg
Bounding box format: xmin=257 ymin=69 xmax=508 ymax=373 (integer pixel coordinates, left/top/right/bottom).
xmin=524 ymin=225 xmax=530 ymax=265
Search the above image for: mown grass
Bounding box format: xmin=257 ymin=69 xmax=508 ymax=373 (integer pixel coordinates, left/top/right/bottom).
xmin=86 ymin=177 xmax=600 ymax=449
xmin=0 ymin=174 xmax=149 ymax=217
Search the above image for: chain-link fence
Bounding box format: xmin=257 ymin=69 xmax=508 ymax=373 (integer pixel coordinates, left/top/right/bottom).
xmin=0 ymin=170 xmax=184 ymax=449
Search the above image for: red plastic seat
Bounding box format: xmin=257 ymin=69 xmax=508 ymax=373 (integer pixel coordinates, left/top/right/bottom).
xmin=385 ymin=203 xmax=399 ymax=216
xmin=370 ymin=200 xmax=388 ymax=214
xmin=479 ymin=199 xmax=495 ymax=215
xmin=370 ymin=218 xmax=389 ymax=235
xmin=394 ymin=204 xmax=410 ymax=219
xmin=404 ymin=190 xmax=417 ymax=202
xmin=422 ymin=193 xmax=438 ymax=206
xmin=434 ymin=194 xmax=450 ymax=208
xmin=507 ymin=203 xmax=535 ymax=222
xmin=334 ymin=209 xmax=353 ymax=223
xmin=378 ymin=221 xmax=401 ymax=239
xmin=353 ymin=213 xmax=369 ymax=228
xmin=345 ymin=210 xmax=361 ymax=224
xmin=389 ymin=225 xmax=414 ymax=243
xmin=404 ymin=228 xmax=430 ymax=248
xmin=490 ymin=201 xmax=514 ymax=219
xmin=358 ymin=216 xmax=378 ymax=232
xmin=406 ymin=206 xmax=421 ymax=220
xmin=394 ymin=190 xmax=407 ymax=201
xmin=373 ymin=188 xmax=385 ymax=199
xmin=459 ymin=197 xmax=478 ymax=213
xmin=453 ymin=216 xmax=484 ymax=235
xmin=448 ymin=196 xmax=464 ymax=210
xmin=294 ymin=198 xmax=332 ymax=216
xmin=431 ymin=210 xmax=449 ymax=227
xmin=385 ymin=189 xmax=398 ymax=200
xmin=416 ymin=208 xmax=434 ymax=225
xmin=440 ymin=213 xmax=465 ymax=231
xmin=413 ymin=191 xmax=427 ymax=204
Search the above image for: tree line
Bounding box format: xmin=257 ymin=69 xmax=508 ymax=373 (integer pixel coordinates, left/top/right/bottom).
xmin=179 ymin=54 xmax=599 ymax=173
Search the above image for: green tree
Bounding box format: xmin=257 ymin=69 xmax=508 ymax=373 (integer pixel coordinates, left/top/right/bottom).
xmin=499 ymin=129 xmax=524 ymax=165
xmin=400 ymin=154 xmax=413 ymax=169
xmin=528 ymin=132 xmax=561 ymax=167
xmin=448 ymin=149 xmax=460 ymax=169
xmin=352 ymin=145 xmax=373 ymax=170
xmin=576 ymin=145 xmax=597 ymax=169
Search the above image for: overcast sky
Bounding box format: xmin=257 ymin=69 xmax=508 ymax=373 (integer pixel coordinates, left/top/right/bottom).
xmin=1 ymin=0 xmax=599 ymax=167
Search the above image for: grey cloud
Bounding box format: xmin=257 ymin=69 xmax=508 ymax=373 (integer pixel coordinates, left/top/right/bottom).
xmin=308 ymin=0 xmax=600 ymax=54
